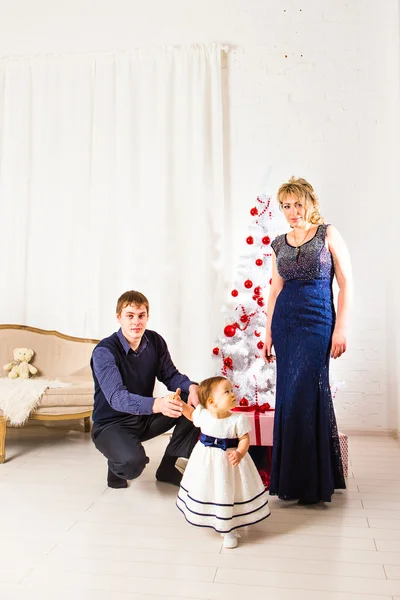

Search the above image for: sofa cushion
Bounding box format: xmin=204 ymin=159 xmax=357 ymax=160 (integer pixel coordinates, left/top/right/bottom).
xmin=0 ymin=381 xmax=94 ymax=418
xmin=38 ymin=376 xmax=94 ymax=407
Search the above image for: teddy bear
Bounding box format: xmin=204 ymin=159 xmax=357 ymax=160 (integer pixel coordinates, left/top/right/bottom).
xmin=3 ymin=348 xmax=38 ymax=379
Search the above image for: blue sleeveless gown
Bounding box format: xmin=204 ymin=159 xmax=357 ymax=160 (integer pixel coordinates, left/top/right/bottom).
xmin=270 ymin=224 xmax=345 ymax=503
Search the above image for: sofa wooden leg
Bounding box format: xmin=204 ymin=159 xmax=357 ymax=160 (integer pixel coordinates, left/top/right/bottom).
xmin=0 ymin=416 xmax=6 ymax=464
xmin=84 ymin=416 xmax=91 ymax=433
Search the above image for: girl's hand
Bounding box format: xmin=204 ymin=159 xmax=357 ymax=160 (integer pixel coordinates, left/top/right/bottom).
xmin=331 ymin=329 xmax=347 ymax=359
xmin=227 ymin=450 xmax=243 ymax=466
xmin=262 ymin=331 xmax=275 ymax=364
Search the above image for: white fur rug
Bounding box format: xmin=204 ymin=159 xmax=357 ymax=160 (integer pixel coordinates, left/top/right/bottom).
xmin=0 ymin=378 xmax=70 ymax=426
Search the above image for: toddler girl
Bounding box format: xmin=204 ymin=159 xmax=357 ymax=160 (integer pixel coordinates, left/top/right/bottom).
xmin=176 ymin=376 xmax=270 ymax=548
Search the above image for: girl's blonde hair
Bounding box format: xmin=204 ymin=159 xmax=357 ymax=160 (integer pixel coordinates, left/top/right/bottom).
xmin=198 ymin=376 xmax=228 ymax=408
xmin=277 ymin=177 xmax=325 ymax=225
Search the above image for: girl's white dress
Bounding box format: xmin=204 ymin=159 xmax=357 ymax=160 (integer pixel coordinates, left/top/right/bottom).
xmin=176 ymin=405 xmax=270 ymax=533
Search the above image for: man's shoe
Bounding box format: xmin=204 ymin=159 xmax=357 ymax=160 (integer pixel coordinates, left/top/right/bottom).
xmin=107 ymin=469 xmax=128 ymax=489
xmin=175 ymin=457 xmax=189 ymax=475
xmin=156 ymin=454 xmax=182 ymax=486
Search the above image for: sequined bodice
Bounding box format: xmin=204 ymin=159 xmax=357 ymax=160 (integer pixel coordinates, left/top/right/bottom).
xmin=271 ymin=224 xmax=333 ymax=281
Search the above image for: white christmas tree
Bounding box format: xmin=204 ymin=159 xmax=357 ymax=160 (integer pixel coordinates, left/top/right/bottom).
xmin=212 ymin=194 xmax=280 ymax=408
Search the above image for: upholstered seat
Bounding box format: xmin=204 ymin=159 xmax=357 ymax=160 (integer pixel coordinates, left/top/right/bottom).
xmin=0 ymin=325 xmax=99 ymax=463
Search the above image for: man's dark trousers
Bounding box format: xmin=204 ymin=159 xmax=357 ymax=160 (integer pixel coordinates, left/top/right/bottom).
xmin=92 ymin=405 xmax=199 ymax=485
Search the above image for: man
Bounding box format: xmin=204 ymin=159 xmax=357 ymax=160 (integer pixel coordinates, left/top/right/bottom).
xmin=91 ymin=290 xmax=199 ymax=488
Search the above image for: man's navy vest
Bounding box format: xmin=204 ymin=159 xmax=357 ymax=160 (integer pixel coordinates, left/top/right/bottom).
xmin=91 ymin=331 xmax=161 ymax=425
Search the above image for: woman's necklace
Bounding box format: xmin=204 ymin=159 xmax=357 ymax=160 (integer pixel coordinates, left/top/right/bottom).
xmin=293 ymin=226 xmax=311 ymax=261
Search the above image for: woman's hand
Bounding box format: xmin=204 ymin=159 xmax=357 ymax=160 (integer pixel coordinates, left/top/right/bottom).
xmin=262 ymin=331 xmax=276 ymax=363
xmin=227 ymin=450 xmax=243 ymax=466
xmin=331 ymin=329 xmax=347 ymax=359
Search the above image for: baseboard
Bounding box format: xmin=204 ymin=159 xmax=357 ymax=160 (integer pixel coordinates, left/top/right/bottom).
xmin=340 ymin=428 xmax=398 ymax=438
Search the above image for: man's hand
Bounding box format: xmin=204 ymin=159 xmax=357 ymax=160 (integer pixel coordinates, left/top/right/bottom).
xmin=153 ymin=388 xmax=183 ymax=417
xmin=188 ymin=384 xmax=200 ymax=408
xmin=227 ymin=450 xmax=242 ymax=467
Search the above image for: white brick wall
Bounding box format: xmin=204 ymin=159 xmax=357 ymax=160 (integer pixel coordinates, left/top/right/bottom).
xmin=0 ymin=0 xmax=398 ymax=433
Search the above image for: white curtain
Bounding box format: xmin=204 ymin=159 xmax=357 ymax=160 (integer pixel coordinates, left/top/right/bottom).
xmin=0 ymin=45 xmax=226 ymax=380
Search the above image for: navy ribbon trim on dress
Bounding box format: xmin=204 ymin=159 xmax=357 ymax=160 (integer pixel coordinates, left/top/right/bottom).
xmin=199 ymin=433 xmax=238 ymax=451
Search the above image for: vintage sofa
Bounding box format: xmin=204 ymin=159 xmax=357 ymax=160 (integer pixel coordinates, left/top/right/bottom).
xmin=0 ymin=324 xmax=99 ymax=463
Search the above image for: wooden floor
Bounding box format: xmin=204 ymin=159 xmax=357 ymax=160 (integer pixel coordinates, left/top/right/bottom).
xmin=1 ymin=424 xmax=400 ymax=599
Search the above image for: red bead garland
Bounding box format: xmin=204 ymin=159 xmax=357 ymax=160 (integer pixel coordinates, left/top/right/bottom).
xmin=253 ymin=374 xmax=259 ymax=404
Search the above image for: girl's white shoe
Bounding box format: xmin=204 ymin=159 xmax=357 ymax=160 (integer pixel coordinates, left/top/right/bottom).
xmin=223 ymin=530 xmax=239 ymax=549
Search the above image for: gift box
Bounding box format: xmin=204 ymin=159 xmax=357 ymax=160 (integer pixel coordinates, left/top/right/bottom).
xmin=232 ymin=404 xmax=274 ymax=446
xmin=339 ymin=431 xmax=348 ymax=478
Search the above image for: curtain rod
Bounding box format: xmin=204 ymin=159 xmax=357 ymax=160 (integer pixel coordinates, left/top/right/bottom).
xmin=1 ymin=43 xmax=230 ymax=61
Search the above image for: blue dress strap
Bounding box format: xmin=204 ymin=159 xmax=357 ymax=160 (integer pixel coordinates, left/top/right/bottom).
xmin=316 ymin=223 xmax=330 ymax=241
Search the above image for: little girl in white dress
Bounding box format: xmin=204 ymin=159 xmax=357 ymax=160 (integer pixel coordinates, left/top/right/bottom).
xmin=176 ymin=376 xmax=270 ymax=549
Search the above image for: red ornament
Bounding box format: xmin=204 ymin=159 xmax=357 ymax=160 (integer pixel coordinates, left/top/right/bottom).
xmin=252 ymin=295 xmax=257 ymax=301
xmin=255 ymin=259 xmax=263 ymax=266
xmin=269 ymin=278 xmax=272 ymax=285
xmin=224 ymin=324 xmax=237 ymax=338
xmin=250 ymin=207 xmax=258 ymax=216
xmin=231 ymin=289 xmax=239 ymax=297
xmin=254 ymin=330 xmax=261 ymax=337
xmin=244 ymin=279 xmax=253 ymax=289
xmin=254 ymin=286 xmax=261 ymax=296
xmin=257 ymin=298 xmax=265 ymax=307
xmin=239 ymin=398 xmax=249 ymax=407
xmin=262 ymin=236 xmax=271 ymax=245
xmin=224 ymin=357 xmax=233 ymax=369
xmin=246 ymin=236 xmax=254 ymax=245
xmin=212 ymin=347 xmax=219 ymax=356
xmin=257 ymin=341 xmax=264 ymax=350
xmin=240 ymin=315 xmax=249 ymax=324
xmin=258 ymin=469 xmax=270 ymax=489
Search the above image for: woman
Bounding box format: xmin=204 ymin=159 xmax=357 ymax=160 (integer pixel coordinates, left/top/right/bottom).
xmin=263 ymin=177 xmax=352 ymax=504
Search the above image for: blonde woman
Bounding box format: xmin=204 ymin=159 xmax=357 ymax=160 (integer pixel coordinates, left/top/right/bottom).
xmin=262 ymin=177 xmax=352 ymax=504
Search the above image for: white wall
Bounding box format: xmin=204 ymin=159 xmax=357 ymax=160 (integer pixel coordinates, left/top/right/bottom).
xmin=0 ymin=0 xmax=398 ymax=433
